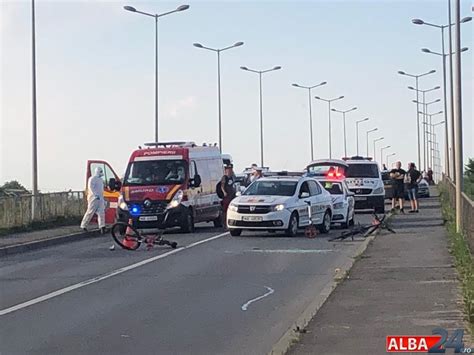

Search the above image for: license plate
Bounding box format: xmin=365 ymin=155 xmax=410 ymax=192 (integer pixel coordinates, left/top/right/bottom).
xmin=355 ymin=196 xmax=367 ymax=201
xmin=242 ymin=216 xmax=263 ymax=222
xmin=139 ymin=216 xmax=158 ymax=222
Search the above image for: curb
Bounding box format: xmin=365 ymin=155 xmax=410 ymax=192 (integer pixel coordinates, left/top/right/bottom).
xmin=269 ymin=213 xmax=395 ymax=355
xmin=0 ymin=230 xmax=104 ymax=257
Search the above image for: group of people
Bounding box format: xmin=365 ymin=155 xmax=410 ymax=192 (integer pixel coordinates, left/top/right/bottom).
xmin=218 ymin=163 xmax=264 ymax=223
xmin=389 ymin=161 xmax=423 ymax=213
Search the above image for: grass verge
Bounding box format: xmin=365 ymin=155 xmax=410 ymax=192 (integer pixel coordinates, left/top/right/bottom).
xmin=0 ymin=216 xmax=81 ymax=236
xmin=439 ymin=185 xmax=474 ymax=334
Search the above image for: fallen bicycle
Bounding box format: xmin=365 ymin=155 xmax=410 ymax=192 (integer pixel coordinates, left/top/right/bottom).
xmin=329 ymin=214 xmax=395 ymax=241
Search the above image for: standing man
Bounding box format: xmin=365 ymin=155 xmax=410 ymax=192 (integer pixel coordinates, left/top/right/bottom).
xmin=80 ymin=166 xmax=106 ymax=233
xmin=389 ymin=161 xmax=406 ymax=213
xmin=406 ymin=162 xmax=422 ymax=213
xmin=251 ymin=167 xmax=264 ymax=182
xmin=220 ymin=164 xmax=236 ymax=226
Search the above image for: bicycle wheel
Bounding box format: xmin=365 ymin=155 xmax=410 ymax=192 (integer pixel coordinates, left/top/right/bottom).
xmin=111 ymin=222 xmax=141 ymax=250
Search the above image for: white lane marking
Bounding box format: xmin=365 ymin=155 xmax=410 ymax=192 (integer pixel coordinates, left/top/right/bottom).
xmin=248 ymin=249 xmax=334 ymax=254
xmin=0 ymin=232 xmax=229 ymax=317
xmin=241 ymin=286 xmax=274 ymax=311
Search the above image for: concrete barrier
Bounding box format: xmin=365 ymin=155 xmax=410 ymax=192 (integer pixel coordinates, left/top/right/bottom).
xmin=441 ymin=175 xmax=474 ymax=253
xmin=0 ymin=191 xmax=85 ymax=229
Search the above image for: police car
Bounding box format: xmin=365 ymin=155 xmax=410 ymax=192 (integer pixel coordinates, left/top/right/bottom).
xmin=343 ymin=156 xmax=385 ymax=213
xmin=305 ymin=159 xmax=355 ymax=227
xmin=226 ymin=176 xmax=333 ymax=237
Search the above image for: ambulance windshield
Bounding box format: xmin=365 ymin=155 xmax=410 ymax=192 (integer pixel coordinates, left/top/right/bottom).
xmin=124 ymin=160 xmax=187 ymax=186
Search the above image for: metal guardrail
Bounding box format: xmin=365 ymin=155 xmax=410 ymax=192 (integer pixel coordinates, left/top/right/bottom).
xmin=0 ymin=191 xmax=85 ymax=229
xmin=441 ymin=175 xmax=474 ymax=253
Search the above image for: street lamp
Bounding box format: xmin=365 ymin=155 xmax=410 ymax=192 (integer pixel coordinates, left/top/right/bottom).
xmin=409 ymin=85 xmax=441 ymax=171
xmin=365 ymin=128 xmax=378 ymax=158
xmin=386 ymin=153 xmax=396 ymax=167
xmin=331 ymin=107 xmax=357 ymax=158
xmin=314 ymin=95 xmax=344 ymax=158
xmin=420 ymin=110 xmax=443 ymax=169
xmin=412 ymin=15 xmax=471 ymax=180
xmin=373 ymin=137 xmax=384 ymax=165
xmin=124 ymin=4 xmax=190 ymax=143
xmin=193 ymin=41 xmax=244 ymax=152
xmin=381 ymin=145 xmax=391 ymax=169
xmin=398 ymin=69 xmax=436 ymax=169
xmin=292 ymin=81 xmax=327 ymax=161
xmin=355 ymin=117 xmax=369 ymax=156
xmin=240 ymin=65 xmax=282 ymax=167
xmin=31 ymin=0 xmax=38 ymax=220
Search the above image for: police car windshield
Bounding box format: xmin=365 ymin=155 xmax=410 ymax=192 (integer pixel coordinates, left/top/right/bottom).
xmin=322 ymin=181 xmax=343 ymax=195
xmin=124 ymin=160 xmax=186 ymax=186
xmin=346 ymin=164 xmax=379 ymax=178
xmin=243 ymin=180 xmax=297 ymax=196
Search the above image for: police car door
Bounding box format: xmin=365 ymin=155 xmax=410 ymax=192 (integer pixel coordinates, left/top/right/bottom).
xmin=308 ymin=180 xmax=325 ymax=225
xmin=297 ymin=181 xmax=312 ymax=226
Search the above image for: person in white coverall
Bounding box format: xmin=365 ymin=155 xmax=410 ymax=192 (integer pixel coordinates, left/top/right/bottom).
xmin=80 ymin=167 xmax=106 ymax=233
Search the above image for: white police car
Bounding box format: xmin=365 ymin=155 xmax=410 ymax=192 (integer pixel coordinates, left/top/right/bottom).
xmin=344 ymin=156 xmax=385 ymax=213
xmin=305 ymin=159 xmax=355 ymax=227
xmin=227 ymin=176 xmax=333 ymax=237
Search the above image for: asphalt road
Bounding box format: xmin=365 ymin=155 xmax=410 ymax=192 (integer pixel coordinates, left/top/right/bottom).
xmin=1 ymin=214 xmax=374 ymax=355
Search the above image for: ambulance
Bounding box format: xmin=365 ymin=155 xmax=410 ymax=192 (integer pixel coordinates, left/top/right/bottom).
xmin=85 ymin=142 xmax=224 ymax=233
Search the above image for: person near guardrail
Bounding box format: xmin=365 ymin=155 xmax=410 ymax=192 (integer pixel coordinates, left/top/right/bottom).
xmin=406 ymin=162 xmax=422 ymax=213
xmin=80 ymin=166 xmax=106 ymax=234
xmin=389 ymin=161 xmax=406 ymax=214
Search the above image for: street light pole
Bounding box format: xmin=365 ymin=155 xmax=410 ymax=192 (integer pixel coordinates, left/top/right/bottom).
xmin=193 ymin=42 xmax=244 ymax=152
xmin=355 ymin=118 xmax=369 ymax=156
xmin=373 ymin=137 xmax=385 ymax=165
xmin=241 ymin=66 xmax=282 ymax=167
xmin=31 ymin=0 xmax=38 ymax=221
xmin=422 ymin=111 xmax=443 ymax=169
xmin=292 ymin=81 xmax=327 ymax=161
xmin=386 ymin=153 xmax=396 ymax=167
xmin=412 ymin=15 xmax=472 ymax=179
xmin=124 ymin=4 xmax=190 ymax=143
xmin=366 ymin=128 xmax=378 ymax=158
xmin=331 ymin=107 xmax=357 ymax=158
xmin=398 ymin=70 xmax=436 ymax=169
xmin=380 ymin=145 xmax=391 ymax=169
xmin=314 ymin=95 xmax=344 ymax=159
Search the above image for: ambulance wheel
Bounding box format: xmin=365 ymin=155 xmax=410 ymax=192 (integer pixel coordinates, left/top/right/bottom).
xmin=318 ymin=211 xmax=331 ymax=234
xmin=181 ymin=210 xmax=195 ymax=234
xmin=286 ymin=213 xmax=299 ymax=237
xmin=230 ymin=229 xmax=242 ymax=237
xmin=111 ymin=222 xmax=141 ymax=251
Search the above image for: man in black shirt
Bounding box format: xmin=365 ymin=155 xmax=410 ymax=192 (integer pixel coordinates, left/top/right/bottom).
xmin=406 ymin=162 xmax=422 ymax=212
xmin=389 ymin=161 xmax=406 ymax=213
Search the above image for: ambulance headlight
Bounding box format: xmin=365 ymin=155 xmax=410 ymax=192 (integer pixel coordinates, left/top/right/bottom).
xmin=272 ymin=204 xmax=285 ymax=211
xmin=167 ymin=190 xmax=183 ymax=209
xmin=118 ymin=195 xmax=128 ymax=211
xmin=373 ymin=187 xmax=384 ymax=194
xmin=228 ymin=203 xmax=238 ymax=212
xmin=333 ymin=202 xmax=344 ymax=210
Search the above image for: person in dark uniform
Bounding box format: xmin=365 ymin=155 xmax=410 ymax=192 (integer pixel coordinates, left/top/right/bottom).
xmin=220 ymin=164 xmax=236 ymax=226
xmin=389 ymin=161 xmax=406 ymax=213
xmin=406 ymin=162 xmax=422 ymax=213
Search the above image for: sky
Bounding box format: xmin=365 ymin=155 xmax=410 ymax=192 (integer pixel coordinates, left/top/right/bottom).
xmin=1 ymin=0 xmax=472 ymax=192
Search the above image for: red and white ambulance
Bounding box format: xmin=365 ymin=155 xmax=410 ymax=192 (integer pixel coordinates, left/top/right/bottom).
xmin=85 ymin=142 xmax=224 ymax=233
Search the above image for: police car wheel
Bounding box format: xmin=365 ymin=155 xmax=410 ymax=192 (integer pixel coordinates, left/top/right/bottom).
xmin=318 ymin=211 xmax=331 ymax=234
xmin=286 ymin=213 xmax=299 ymax=237
xmin=230 ymin=229 xmax=242 ymax=237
